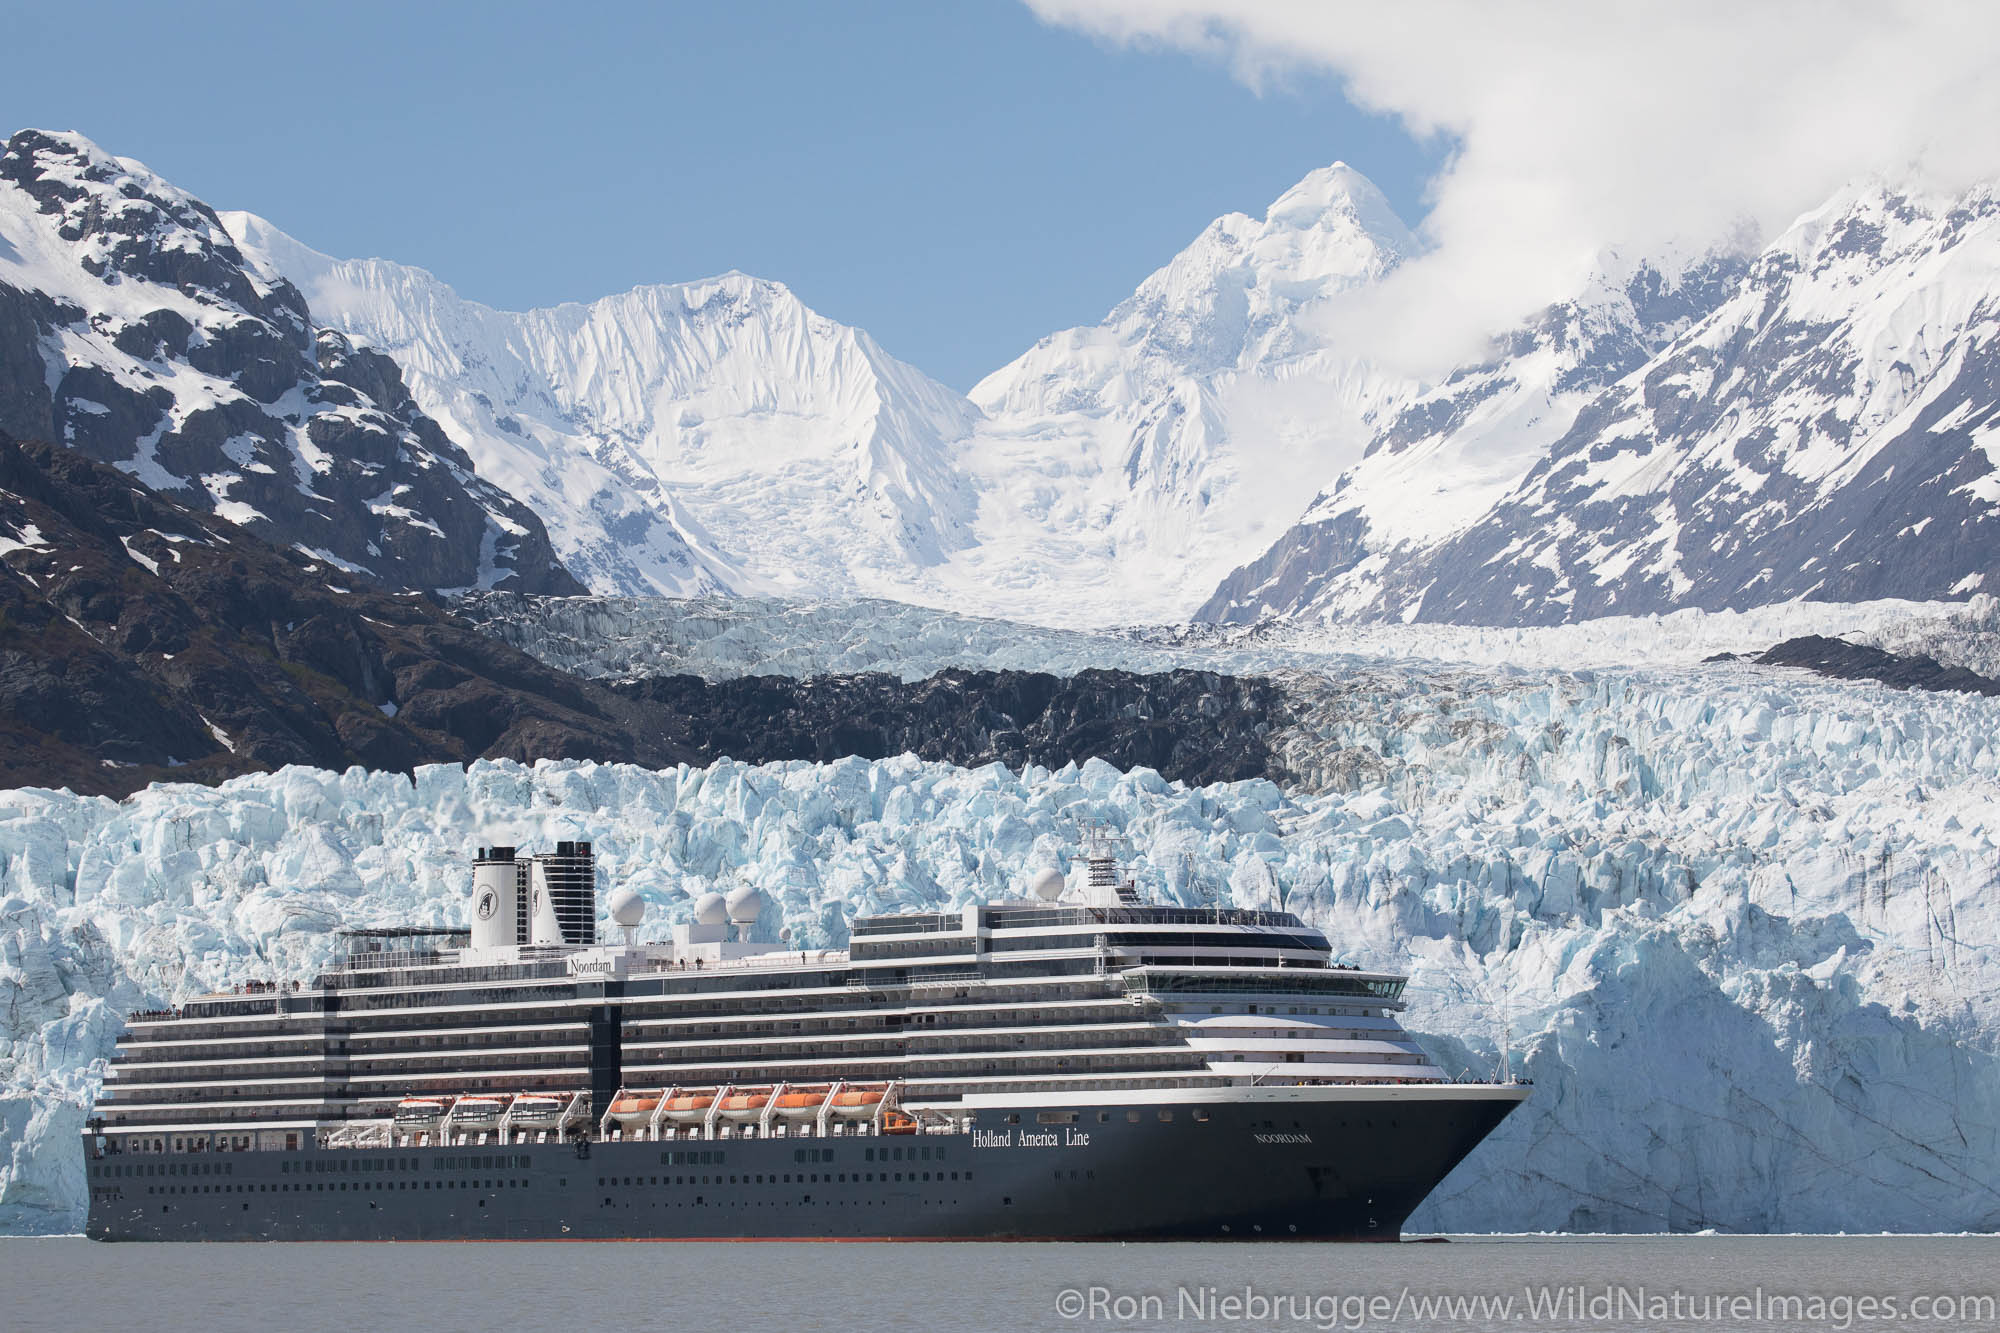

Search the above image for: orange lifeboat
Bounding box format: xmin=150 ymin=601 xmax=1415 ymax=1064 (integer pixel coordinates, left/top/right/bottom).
xmin=510 ymin=1094 xmax=563 ymax=1127
xmin=394 ymin=1097 xmax=445 ymax=1125
xmin=770 ymin=1086 xmax=831 ymax=1120
xmin=662 ymin=1089 xmax=720 ymax=1124
xmin=608 ymin=1091 xmax=663 ymax=1126
xmin=827 ymin=1086 xmax=887 ymax=1119
xmin=881 ymin=1108 xmax=919 ymax=1136
xmin=717 ymin=1087 xmax=774 ymax=1121
xmin=451 ymin=1095 xmax=507 ymax=1130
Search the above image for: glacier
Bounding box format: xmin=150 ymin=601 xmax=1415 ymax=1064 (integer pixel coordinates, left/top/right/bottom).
xmin=5 ymin=651 xmax=1999 ymax=1234
xmin=455 ymin=589 xmax=2000 ymax=683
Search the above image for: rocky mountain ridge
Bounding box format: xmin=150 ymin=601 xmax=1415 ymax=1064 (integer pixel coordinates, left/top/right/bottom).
xmin=0 ymin=130 xmax=580 ymax=596
xmin=1206 ymin=183 xmax=2000 ymax=624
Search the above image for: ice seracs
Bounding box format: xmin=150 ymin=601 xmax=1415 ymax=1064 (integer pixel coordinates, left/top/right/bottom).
xmin=7 ymin=641 xmax=2000 ymax=1234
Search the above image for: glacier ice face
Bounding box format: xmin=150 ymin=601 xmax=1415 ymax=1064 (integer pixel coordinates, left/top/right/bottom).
xmin=5 ymin=653 xmax=2000 ymax=1234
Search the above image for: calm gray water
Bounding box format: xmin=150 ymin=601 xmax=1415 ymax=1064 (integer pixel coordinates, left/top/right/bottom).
xmin=3 ymin=1235 xmax=1996 ymax=1332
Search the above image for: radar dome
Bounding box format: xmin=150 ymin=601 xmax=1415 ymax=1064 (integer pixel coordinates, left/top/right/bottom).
xmin=1030 ymin=867 xmax=1066 ymax=901
xmin=693 ymin=892 xmax=729 ymax=926
xmin=608 ymin=888 xmax=645 ymax=929
xmin=725 ymin=884 xmax=765 ymax=923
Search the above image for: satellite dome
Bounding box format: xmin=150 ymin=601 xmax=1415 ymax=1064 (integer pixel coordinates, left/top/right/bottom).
xmin=693 ymin=892 xmax=729 ymax=926
xmin=1029 ymin=867 xmax=1066 ymax=901
xmin=608 ymin=887 xmax=645 ymax=929
xmin=724 ymin=884 xmax=765 ymax=923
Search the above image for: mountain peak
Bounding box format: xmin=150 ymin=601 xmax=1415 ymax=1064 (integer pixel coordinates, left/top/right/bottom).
xmin=1264 ymin=162 xmax=1412 ymax=248
xmin=225 ymin=212 xmax=983 ymax=602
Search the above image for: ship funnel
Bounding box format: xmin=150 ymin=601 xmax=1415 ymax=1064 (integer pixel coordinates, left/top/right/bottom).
xmin=470 ymin=846 xmax=519 ymax=950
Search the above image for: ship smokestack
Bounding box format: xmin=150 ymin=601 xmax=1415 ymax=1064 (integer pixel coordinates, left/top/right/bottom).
xmin=469 ymin=846 xmax=519 ymax=950
xmin=531 ymin=841 xmax=597 ymax=946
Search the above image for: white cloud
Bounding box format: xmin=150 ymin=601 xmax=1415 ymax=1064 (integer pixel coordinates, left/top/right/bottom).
xmin=1026 ymin=0 xmax=2000 ymax=372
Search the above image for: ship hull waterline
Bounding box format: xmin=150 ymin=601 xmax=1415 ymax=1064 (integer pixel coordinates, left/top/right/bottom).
xmin=84 ymin=1087 xmax=1525 ymax=1242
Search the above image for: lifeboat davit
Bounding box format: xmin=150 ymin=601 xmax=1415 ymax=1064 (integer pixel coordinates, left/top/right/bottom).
xmin=608 ymin=1092 xmax=663 ymax=1126
xmin=771 ymin=1086 xmax=831 ymax=1120
xmin=662 ymin=1089 xmax=719 ymax=1123
xmin=827 ymin=1086 xmax=886 ymax=1119
xmin=717 ymin=1088 xmax=774 ymax=1121
xmin=450 ymin=1095 xmax=507 ymax=1130
xmin=394 ymin=1097 xmax=445 ymax=1125
xmin=510 ymin=1094 xmax=563 ymax=1126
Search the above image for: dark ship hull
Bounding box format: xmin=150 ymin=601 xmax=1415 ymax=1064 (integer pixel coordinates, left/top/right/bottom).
xmin=85 ymin=1088 xmax=1523 ymax=1242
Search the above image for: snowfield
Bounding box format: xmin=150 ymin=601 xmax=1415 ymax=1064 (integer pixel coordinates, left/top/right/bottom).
xmin=5 ymin=651 xmax=1999 ymax=1234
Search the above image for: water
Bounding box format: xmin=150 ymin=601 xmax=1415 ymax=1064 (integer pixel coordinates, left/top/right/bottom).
xmin=3 ymin=1235 xmax=1995 ymax=1332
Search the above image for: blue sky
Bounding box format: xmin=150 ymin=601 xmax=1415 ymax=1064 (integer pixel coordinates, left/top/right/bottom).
xmin=5 ymin=1 xmax=1441 ymax=390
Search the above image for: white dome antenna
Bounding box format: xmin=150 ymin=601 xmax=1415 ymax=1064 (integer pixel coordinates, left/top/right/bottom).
xmin=608 ymin=887 xmax=645 ymax=945
xmin=1029 ymin=867 xmax=1066 ymax=902
xmin=693 ymin=891 xmax=729 ymax=926
xmin=725 ymin=884 xmax=765 ymax=940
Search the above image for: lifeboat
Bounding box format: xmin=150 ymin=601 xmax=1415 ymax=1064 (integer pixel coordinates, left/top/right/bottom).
xmin=394 ymin=1097 xmax=445 ymax=1125
xmin=881 ymin=1109 xmax=919 ymax=1136
xmin=827 ymin=1086 xmax=886 ymax=1119
xmin=770 ymin=1086 xmax=831 ymax=1120
xmin=717 ymin=1088 xmax=774 ymax=1121
xmin=510 ymin=1094 xmax=563 ymax=1126
xmin=662 ymin=1089 xmax=719 ymax=1124
xmin=450 ymin=1095 xmax=507 ymax=1130
xmin=608 ymin=1091 xmax=663 ymax=1127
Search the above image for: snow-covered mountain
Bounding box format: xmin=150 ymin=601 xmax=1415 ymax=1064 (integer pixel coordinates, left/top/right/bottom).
xmin=224 ymin=216 xmax=984 ymax=601
xmin=0 ymin=131 xmax=579 ymax=594
xmin=1207 ymin=182 xmax=2000 ymax=625
xmin=11 ymin=129 xmax=1996 ymax=628
xmin=943 ymin=166 xmax=1421 ymax=624
xmin=227 ymin=165 xmax=1422 ymax=626
xmin=1199 ymin=247 xmax=1751 ymax=621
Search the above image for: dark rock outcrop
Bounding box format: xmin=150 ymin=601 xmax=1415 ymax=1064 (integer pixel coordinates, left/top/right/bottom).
xmin=0 ymin=431 xmax=680 ymax=795
xmin=2 ymin=430 xmax=1298 ymax=796
xmin=614 ymin=668 xmax=1287 ymax=787
xmin=1753 ymin=635 xmax=2000 ymax=697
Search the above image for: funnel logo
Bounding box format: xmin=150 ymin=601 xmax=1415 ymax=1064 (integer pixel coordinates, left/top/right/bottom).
xmin=476 ymin=889 xmax=498 ymax=921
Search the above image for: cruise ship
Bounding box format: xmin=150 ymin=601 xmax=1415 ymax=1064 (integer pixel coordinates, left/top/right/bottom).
xmin=82 ymin=839 xmax=1527 ymax=1241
